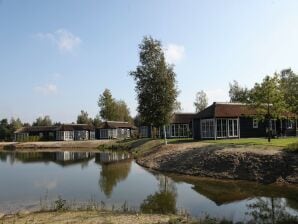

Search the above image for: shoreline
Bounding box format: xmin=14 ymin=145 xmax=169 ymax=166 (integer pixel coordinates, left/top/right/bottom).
xmin=135 ymin=141 xmax=298 ymax=184
xmin=0 ymin=210 xmax=183 ymax=224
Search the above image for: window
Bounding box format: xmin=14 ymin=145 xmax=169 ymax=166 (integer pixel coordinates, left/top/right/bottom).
xmin=287 ymin=120 xmax=294 ymax=129
xmin=253 ymin=119 xmax=258 ymax=128
xmin=216 ymin=119 xmax=227 ymax=138
xmin=228 ymin=119 xmax=238 ymax=137
xmin=200 ymin=119 xmax=215 ymax=138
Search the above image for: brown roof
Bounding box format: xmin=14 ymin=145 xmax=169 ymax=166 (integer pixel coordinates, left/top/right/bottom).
xmin=59 ymin=124 xmax=95 ymax=131
xmin=14 ymin=124 xmax=95 ymax=134
xmin=196 ymin=102 xmax=256 ymax=118
xmin=98 ymin=121 xmax=136 ymax=129
xmin=171 ymin=113 xmax=196 ymax=124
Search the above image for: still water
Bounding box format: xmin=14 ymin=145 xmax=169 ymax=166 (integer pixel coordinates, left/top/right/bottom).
xmin=0 ymin=151 xmax=297 ymax=222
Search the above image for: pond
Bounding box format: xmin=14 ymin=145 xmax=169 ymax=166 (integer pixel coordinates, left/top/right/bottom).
xmin=0 ymin=151 xmax=297 ymax=223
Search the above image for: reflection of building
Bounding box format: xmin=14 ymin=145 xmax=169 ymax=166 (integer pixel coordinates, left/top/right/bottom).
xmin=96 ymin=121 xmax=136 ymax=139
xmin=55 ymin=151 xmax=94 ymax=162
xmin=95 ymin=152 xmax=131 ymax=164
xmin=14 ymin=124 xmax=95 ymax=142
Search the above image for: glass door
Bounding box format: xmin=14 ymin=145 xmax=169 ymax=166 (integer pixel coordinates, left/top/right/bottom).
xmin=228 ymin=119 xmax=238 ymax=137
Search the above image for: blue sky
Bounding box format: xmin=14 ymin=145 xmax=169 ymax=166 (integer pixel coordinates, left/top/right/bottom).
xmin=1 ymin=0 xmax=298 ymax=123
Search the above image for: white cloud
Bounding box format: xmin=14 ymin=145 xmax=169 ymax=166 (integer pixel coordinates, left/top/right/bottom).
xmin=36 ymin=29 xmax=81 ymax=53
xmin=163 ymin=43 xmax=185 ymax=64
xmin=34 ymin=83 xmax=58 ymax=95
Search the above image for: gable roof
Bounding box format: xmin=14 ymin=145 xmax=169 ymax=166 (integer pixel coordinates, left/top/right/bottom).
xmin=98 ymin=121 xmax=137 ymax=129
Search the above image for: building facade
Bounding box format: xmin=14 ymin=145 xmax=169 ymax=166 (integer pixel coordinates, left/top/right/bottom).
xmin=96 ymin=121 xmax=136 ymax=139
xmin=193 ymin=102 xmax=298 ymax=140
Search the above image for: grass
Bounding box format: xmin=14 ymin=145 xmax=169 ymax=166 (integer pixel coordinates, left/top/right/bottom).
xmin=204 ymin=137 xmax=298 ymax=148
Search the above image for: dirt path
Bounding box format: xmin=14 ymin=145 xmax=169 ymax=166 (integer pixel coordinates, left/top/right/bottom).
xmin=0 ymin=211 xmax=178 ymax=224
xmin=0 ymin=140 xmax=113 ymax=151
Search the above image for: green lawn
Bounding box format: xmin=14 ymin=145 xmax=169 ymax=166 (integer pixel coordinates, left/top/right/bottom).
xmin=204 ymin=137 xmax=298 ymax=148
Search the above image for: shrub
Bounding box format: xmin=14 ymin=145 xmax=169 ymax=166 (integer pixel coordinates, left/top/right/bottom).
xmin=285 ymin=142 xmax=298 ymax=153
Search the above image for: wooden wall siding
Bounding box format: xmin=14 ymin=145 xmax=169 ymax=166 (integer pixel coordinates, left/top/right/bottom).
xmin=239 ymin=117 xmax=267 ymax=138
xmin=193 ymin=119 xmax=201 ymax=140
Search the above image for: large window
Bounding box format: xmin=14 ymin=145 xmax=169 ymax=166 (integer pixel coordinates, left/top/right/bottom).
xmin=217 ymin=119 xmax=227 ymax=138
xmin=201 ymin=119 xmax=215 ymax=138
xmin=169 ymin=124 xmax=189 ymax=137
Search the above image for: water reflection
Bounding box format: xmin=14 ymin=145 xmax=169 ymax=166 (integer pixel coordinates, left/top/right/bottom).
xmin=246 ymin=197 xmax=298 ymax=224
xmin=141 ymin=175 xmax=177 ymax=214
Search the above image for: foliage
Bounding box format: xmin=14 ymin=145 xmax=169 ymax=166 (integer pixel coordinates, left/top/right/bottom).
xmin=130 ymin=36 xmax=179 ymax=144
xmin=228 ymin=80 xmax=250 ymax=103
xmin=280 ymin=69 xmax=298 ymax=114
xmin=0 ymin=117 xmax=23 ymax=141
xmin=32 ymin=115 xmax=52 ymax=126
xmin=98 ymin=89 xmax=132 ymax=122
xmin=194 ymin=90 xmax=208 ymax=112
xmin=93 ymin=114 xmax=102 ymax=127
xmin=285 ymin=142 xmax=298 ymax=153
xmin=77 ymin=110 xmax=92 ymax=124
xmin=54 ymin=196 xmax=67 ymax=211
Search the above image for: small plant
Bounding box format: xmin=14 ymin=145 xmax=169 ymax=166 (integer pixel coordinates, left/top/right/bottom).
xmin=54 ymin=196 xmax=67 ymax=211
xmin=285 ymin=142 xmax=298 ymax=153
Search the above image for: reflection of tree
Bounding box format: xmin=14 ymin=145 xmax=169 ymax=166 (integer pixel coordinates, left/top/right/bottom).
xmin=0 ymin=152 xmax=8 ymax=162
xmin=98 ymin=160 xmax=131 ymax=198
xmin=247 ymin=197 xmax=298 ymax=224
xmin=140 ymin=176 xmax=177 ymax=214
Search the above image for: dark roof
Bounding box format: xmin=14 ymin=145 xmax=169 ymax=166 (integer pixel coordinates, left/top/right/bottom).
xmin=15 ymin=126 xmax=59 ymax=133
xmin=98 ymin=121 xmax=136 ymax=129
xmin=59 ymin=124 xmax=95 ymax=131
xmin=196 ymin=102 xmax=297 ymax=118
xmin=14 ymin=124 xmax=95 ymax=134
xmin=196 ymin=102 xmax=256 ymax=119
xmin=171 ymin=113 xmax=196 ymax=123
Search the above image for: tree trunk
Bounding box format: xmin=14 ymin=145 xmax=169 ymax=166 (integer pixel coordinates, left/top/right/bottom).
xmin=163 ymin=125 xmax=167 ymax=145
xmin=268 ymin=119 xmax=271 ymax=142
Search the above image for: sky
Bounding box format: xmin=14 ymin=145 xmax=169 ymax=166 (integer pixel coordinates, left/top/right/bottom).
xmin=1 ymin=0 xmax=298 ymax=123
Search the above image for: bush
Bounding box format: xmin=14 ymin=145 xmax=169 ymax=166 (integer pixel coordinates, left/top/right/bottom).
xmin=285 ymin=142 xmax=298 ymax=153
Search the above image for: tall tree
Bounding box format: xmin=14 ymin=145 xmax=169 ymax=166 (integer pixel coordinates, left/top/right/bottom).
xmin=32 ymin=115 xmax=52 ymax=126
xmin=92 ymin=114 xmax=102 ymax=127
xmin=77 ymin=110 xmax=92 ymax=125
xmin=98 ymin=89 xmax=117 ymax=121
xmin=0 ymin=119 xmax=10 ymax=141
xmin=130 ymin=36 xmax=179 ymax=144
xmin=249 ymin=74 xmax=286 ymax=142
xmin=98 ymin=89 xmax=132 ymax=122
xmin=194 ymin=90 xmax=208 ymax=112
xmin=280 ymin=69 xmax=298 ymax=114
xmin=229 ymin=80 xmax=250 ymax=103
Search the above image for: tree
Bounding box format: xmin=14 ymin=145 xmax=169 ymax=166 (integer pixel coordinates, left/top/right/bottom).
xmin=32 ymin=115 xmax=52 ymax=126
xmin=249 ymin=74 xmax=286 ymax=142
xmin=77 ymin=110 xmax=92 ymax=125
xmin=280 ymin=69 xmax=298 ymax=114
xmin=0 ymin=119 xmax=10 ymax=141
xmin=229 ymin=80 xmax=250 ymax=103
xmin=130 ymin=36 xmax=179 ymax=144
xmin=92 ymin=114 xmax=102 ymax=127
xmin=194 ymin=90 xmax=208 ymax=112
xmin=98 ymin=89 xmax=132 ymax=122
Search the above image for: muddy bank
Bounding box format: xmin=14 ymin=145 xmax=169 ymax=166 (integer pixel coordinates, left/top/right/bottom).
xmin=136 ymin=143 xmax=298 ymax=184
xmin=0 ymin=211 xmax=180 ymax=224
xmin=0 ymin=140 xmax=112 ymax=151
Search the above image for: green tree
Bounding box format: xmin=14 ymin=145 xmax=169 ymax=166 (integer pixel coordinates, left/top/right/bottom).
xmin=76 ymin=110 xmax=92 ymax=125
xmin=130 ymin=36 xmax=179 ymax=144
xmin=32 ymin=115 xmax=52 ymax=126
xmin=98 ymin=89 xmax=117 ymax=121
xmin=92 ymin=114 xmax=102 ymax=127
xmin=98 ymin=89 xmax=132 ymax=122
xmin=280 ymin=69 xmax=298 ymax=114
xmin=194 ymin=90 xmax=208 ymax=112
xmin=0 ymin=119 xmax=10 ymax=141
xmin=249 ymin=74 xmax=286 ymax=142
xmin=229 ymin=80 xmax=250 ymax=103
